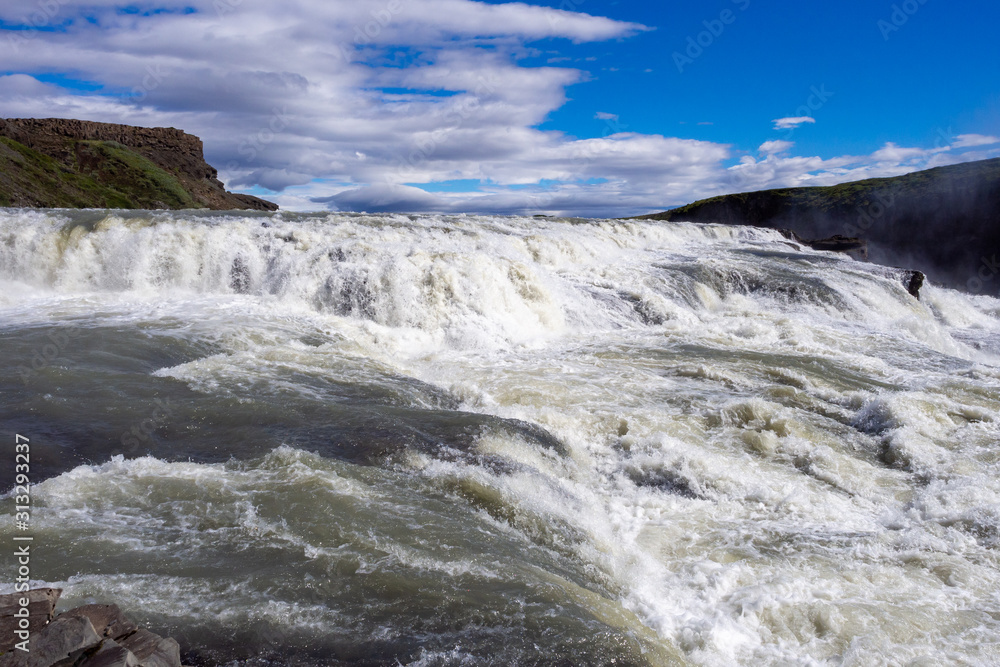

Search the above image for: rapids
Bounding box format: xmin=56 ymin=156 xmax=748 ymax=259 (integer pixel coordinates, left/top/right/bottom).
xmin=2 ymin=209 xmax=999 ymax=665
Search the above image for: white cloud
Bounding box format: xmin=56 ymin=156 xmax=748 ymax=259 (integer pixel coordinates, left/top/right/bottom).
xmin=315 ymin=183 xmax=442 ymax=213
xmin=870 ymin=142 xmax=929 ymax=163
xmin=0 ymin=1 xmax=998 ymax=217
xmin=772 ymin=116 xmax=815 ymax=130
xmin=0 ymin=74 xmax=61 ymax=97
xmin=0 ymin=0 xmax=645 ymax=190
xmin=758 ymin=140 xmax=793 ymax=155
xmin=952 ymin=133 xmax=1000 ymax=148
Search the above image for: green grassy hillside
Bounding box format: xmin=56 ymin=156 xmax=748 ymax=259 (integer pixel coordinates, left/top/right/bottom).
xmin=0 ymin=118 xmax=277 ymax=211
xmin=0 ymin=137 xmax=198 ymax=209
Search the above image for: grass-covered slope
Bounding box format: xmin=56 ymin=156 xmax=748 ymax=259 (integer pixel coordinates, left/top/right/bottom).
xmin=638 ymin=158 xmax=1000 ymax=289
xmin=0 ymin=138 xmax=198 ymax=209
xmin=0 ymin=137 xmax=127 ymax=208
xmin=76 ymin=140 xmax=198 ymax=208
xmin=0 ymin=118 xmax=277 ymax=211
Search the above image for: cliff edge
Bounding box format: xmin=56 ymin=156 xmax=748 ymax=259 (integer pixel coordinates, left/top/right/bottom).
xmin=637 ymin=158 xmax=1000 ymax=290
xmin=0 ymin=118 xmax=277 ymax=211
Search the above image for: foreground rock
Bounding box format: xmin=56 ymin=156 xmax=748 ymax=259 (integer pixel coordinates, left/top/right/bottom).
xmin=0 ymin=118 xmax=277 ymax=211
xmin=0 ymin=591 xmax=187 ymax=667
xmin=0 ymin=590 xmax=61 ymax=652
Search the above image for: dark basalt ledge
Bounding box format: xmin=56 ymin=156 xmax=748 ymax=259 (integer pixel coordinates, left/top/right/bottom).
xmin=635 ymin=157 xmax=1000 ymax=293
xmin=778 ymin=229 xmax=924 ymax=297
xmin=778 ymin=229 xmax=868 ymax=256
xmin=0 ymin=589 xmax=190 ymax=667
xmin=0 ymin=118 xmax=277 ymax=211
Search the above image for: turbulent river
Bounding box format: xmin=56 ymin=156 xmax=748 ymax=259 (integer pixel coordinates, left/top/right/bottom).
xmin=1 ymin=209 xmax=999 ymax=666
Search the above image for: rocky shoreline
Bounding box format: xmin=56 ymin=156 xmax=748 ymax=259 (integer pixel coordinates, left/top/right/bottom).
xmin=0 ymin=589 xmax=187 ymax=667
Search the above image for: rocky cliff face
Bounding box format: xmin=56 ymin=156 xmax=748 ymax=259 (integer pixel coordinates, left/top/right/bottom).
xmin=640 ymin=158 xmax=1000 ymax=290
xmin=0 ymin=118 xmax=277 ymax=211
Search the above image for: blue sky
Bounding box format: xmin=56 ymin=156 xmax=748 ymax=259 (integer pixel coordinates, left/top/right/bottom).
xmin=522 ymin=1 xmax=1000 ymax=152
xmin=1 ymin=0 xmax=998 ymax=215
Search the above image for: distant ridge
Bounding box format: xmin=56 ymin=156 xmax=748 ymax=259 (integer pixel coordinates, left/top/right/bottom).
xmin=637 ymin=158 xmax=1000 ymax=290
xmin=0 ymin=118 xmax=277 ymax=211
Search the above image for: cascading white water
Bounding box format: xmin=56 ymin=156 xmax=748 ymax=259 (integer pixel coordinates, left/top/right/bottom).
xmin=2 ymin=209 xmax=999 ymax=666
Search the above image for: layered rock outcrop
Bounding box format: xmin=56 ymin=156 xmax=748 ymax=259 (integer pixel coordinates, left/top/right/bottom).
xmin=0 ymin=118 xmax=277 ymax=211
xmin=0 ymin=589 xmax=187 ymax=667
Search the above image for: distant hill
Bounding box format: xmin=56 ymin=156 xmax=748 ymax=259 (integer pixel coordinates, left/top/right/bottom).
xmin=638 ymin=158 xmax=1000 ymax=290
xmin=0 ymin=118 xmax=277 ymax=211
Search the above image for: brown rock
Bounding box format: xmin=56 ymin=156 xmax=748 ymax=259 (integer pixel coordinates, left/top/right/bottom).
xmin=55 ymin=606 xmax=137 ymax=642
xmin=117 ymin=630 xmax=180 ymax=667
xmin=0 ymin=589 xmax=62 ymax=653
xmin=76 ymin=639 xmax=139 ymax=667
xmin=0 ymin=615 xmax=100 ymax=667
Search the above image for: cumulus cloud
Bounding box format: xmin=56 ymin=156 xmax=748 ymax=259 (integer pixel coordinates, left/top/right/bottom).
xmin=952 ymin=134 xmax=1000 ymax=148
xmin=870 ymin=142 xmax=930 ymax=163
xmin=759 ymin=140 xmax=793 ymax=155
xmin=0 ymin=1 xmax=998 ymax=217
xmin=772 ymin=116 xmax=816 ymax=130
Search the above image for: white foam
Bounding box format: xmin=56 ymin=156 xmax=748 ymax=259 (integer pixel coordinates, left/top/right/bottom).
xmin=4 ymin=210 xmax=1000 ymax=664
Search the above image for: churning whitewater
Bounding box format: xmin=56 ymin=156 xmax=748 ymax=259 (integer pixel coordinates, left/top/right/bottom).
xmin=2 ymin=209 xmax=1000 ymax=666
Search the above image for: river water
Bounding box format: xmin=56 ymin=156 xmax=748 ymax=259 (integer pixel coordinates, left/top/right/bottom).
xmin=2 ymin=209 xmax=999 ymax=666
